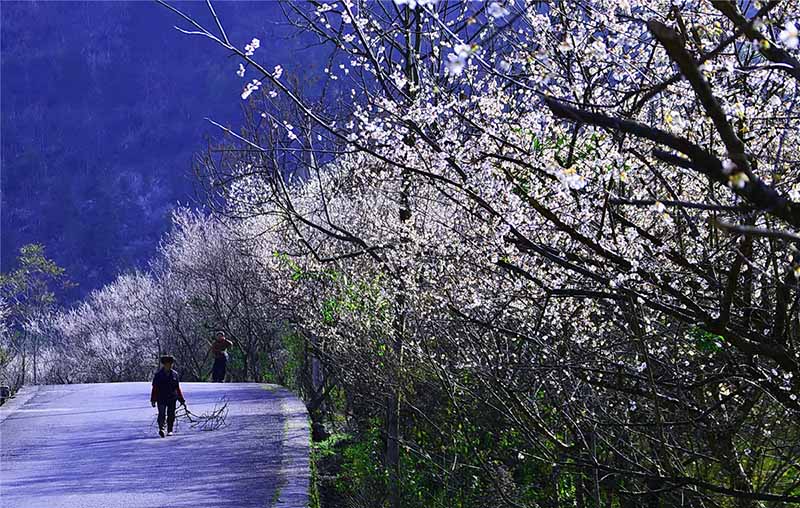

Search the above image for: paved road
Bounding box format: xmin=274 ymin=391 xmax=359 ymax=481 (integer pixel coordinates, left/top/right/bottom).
xmin=0 ymin=382 xmax=309 ymax=508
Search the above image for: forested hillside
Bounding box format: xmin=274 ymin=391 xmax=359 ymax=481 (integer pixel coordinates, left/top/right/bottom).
xmin=3 ymin=1 xmax=800 ymax=507
xmin=0 ymin=1 xmax=319 ymax=300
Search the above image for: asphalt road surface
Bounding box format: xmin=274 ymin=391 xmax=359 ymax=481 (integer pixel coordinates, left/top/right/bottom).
xmin=0 ymin=382 xmax=309 ymax=508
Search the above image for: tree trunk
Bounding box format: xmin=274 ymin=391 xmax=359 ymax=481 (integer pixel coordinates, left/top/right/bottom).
xmin=20 ymin=344 xmax=27 ymax=388
xmin=385 ymin=7 xmax=421 ymax=506
xmin=387 ymin=275 xmax=406 ymax=508
xmin=714 ymin=433 xmax=757 ymax=508
xmin=386 ymin=389 xmax=401 ymax=508
xmin=32 ymin=334 xmax=38 ymax=385
xmin=307 ymin=335 xmax=328 ymax=442
xmin=645 ymin=477 xmax=662 ymax=508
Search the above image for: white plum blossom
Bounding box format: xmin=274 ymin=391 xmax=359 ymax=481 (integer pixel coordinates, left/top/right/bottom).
xmin=446 ymin=53 xmax=466 ymax=75
xmin=446 ymin=43 xmax=476 ymax=75
xmin=779 ymin=21 xmax=799 ymax=49
xmin=241 ymin=79 xmax=262 ymax=100
xmin=589 ymin=39 xmax=606 ymax=57
xmin=558 ymin=167 xmax=586 ymax=190
xmin=285 ymin=122 xmax=298 ymax=141
xmin=453 ymin=43 xmax=473 ymax=59
xmin=236 ymin=63 xmax=246 ymax=78
xmin=244 ymin=37 xmax=260 ymax=57
xmin=723 ymin=59 xmax=735 ymax=74
xmin=488 ymin=2 xmax=509 ymax=19
xmin=651 ymin=201 xmax=673 ymax=224
xmin=273 ymin=65 xmax=283 ymax=80
xmin=789 ymin=183 xmax=800 ymax=202
xmin=393 ymin=0 xmax=436 ymax=9
xmin=722 ymin=158 xmax=737 ymax=174
xmin=729 ymin=172 xmax=750 ymax=189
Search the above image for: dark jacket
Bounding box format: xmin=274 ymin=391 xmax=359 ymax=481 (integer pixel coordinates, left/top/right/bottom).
xmin=150 ymin=368 xmax=185 ymax=403
xmin=211 ymin=337 xmax=234 ymax=358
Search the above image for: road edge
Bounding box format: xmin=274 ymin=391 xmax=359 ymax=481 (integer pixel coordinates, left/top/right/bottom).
xmin=0 ymin=385 xmax=41 ymax=425
xmin=267 ymin=384 xmax=310 ymax=508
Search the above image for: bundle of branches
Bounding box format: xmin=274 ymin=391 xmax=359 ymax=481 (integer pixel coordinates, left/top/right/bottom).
xmin=149 ymin=397 xmax=230 ymax=432
xmin=176 ymin=397 xmax=229 ymax=431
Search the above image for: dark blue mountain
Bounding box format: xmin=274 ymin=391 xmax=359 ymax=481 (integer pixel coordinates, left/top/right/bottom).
xmin=1 ymin=1 xmax=321 ymax=301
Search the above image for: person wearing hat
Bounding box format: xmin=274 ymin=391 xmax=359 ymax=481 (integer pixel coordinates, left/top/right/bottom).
xmin=150 ymin=354 xmax=186 ymax=437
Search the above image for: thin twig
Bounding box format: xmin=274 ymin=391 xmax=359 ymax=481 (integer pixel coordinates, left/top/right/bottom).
xmin=206 ymin=0 xmax=230 ymax=46
xmin=609 ymin=198 xmax=750 ymax=212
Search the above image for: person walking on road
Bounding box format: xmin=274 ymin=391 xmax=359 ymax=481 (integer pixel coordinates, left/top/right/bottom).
xmin=150 ymin=354 xmax=186 ymax=437
xmin=210 ymin=331 xmax=234 ymax=383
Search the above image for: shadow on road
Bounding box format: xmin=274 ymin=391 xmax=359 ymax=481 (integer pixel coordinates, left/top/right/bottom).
xmin=4 ymin=406 xmax=147 ymax=420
